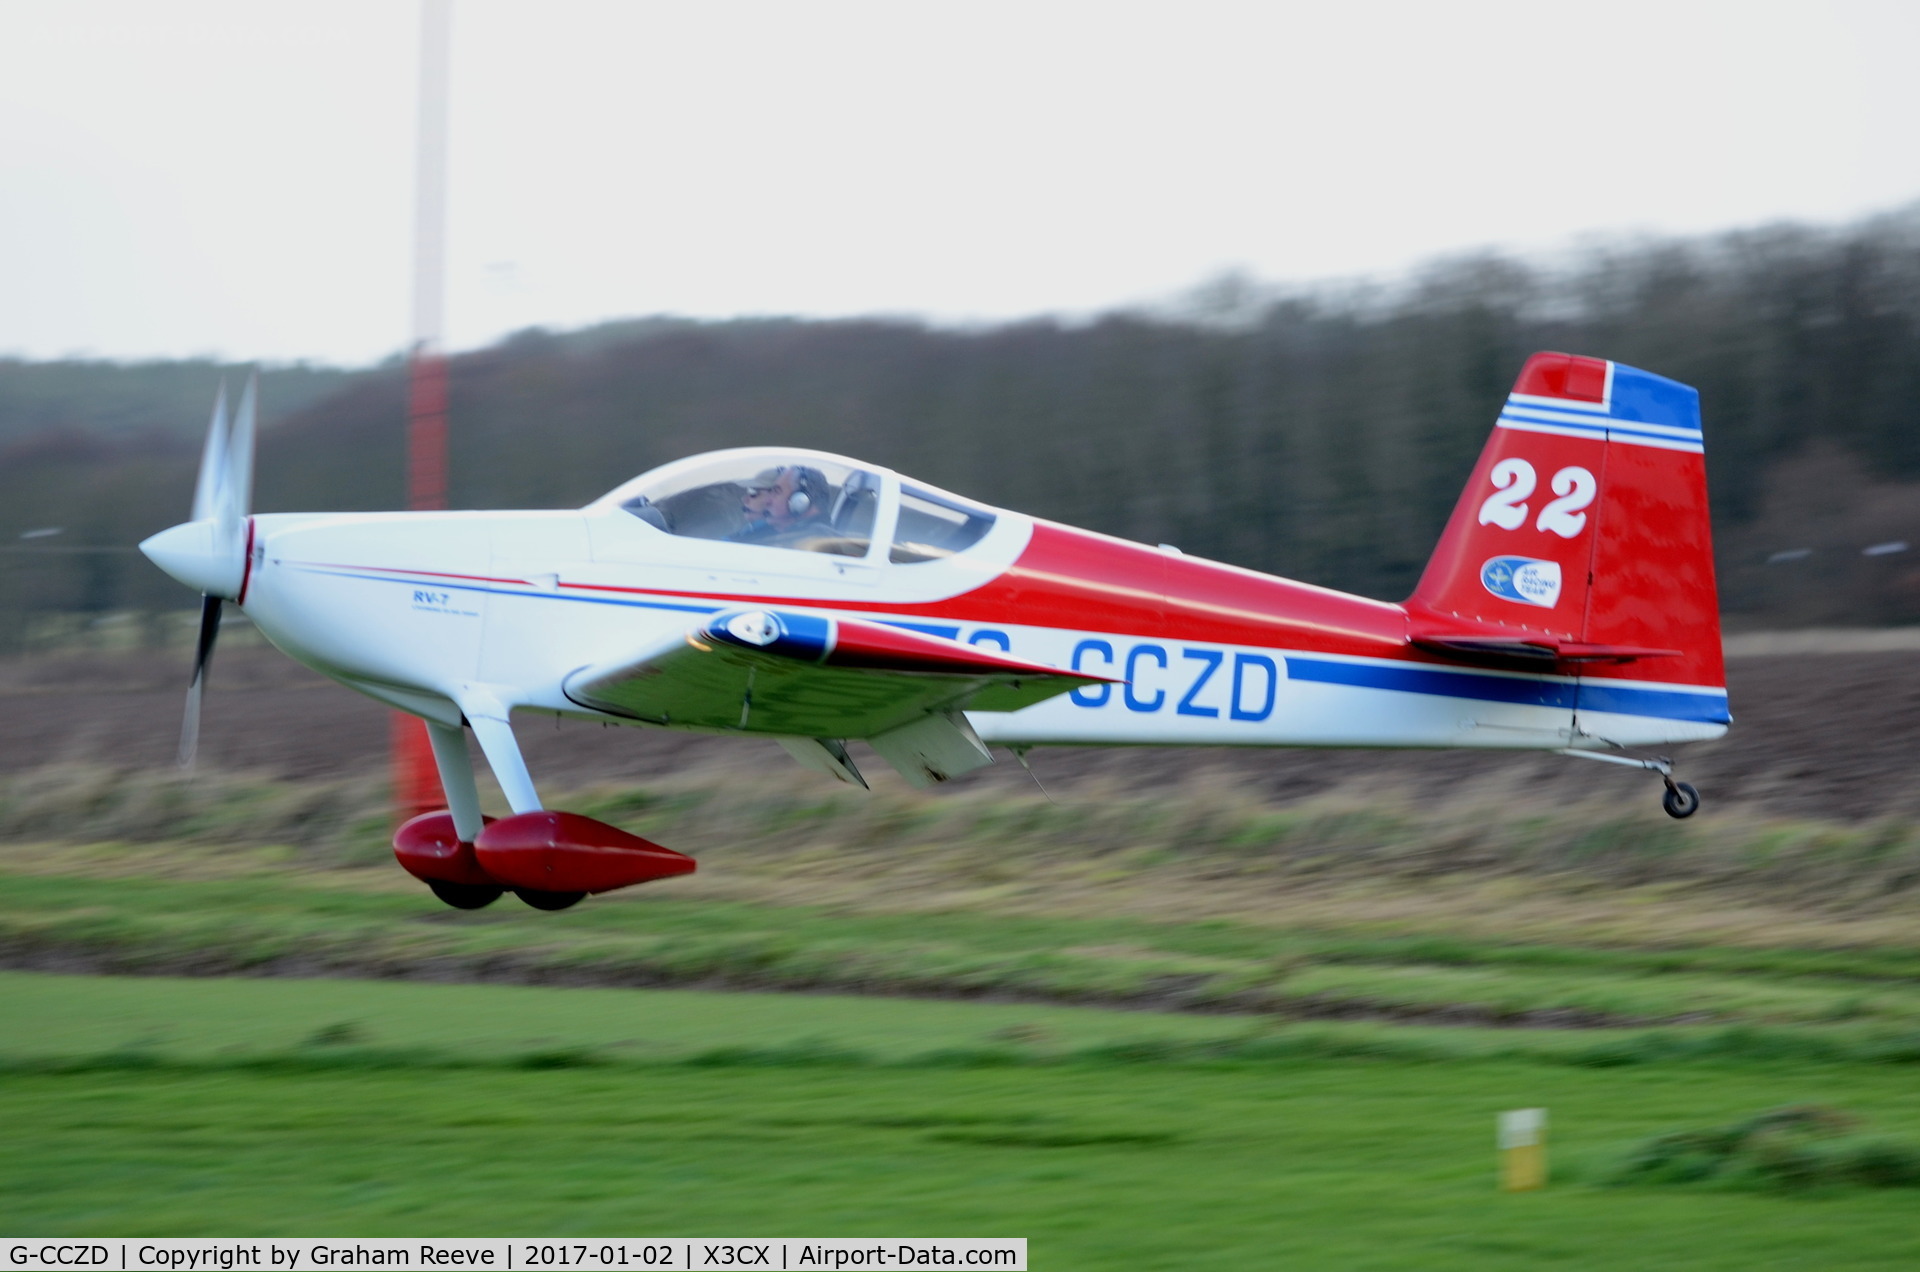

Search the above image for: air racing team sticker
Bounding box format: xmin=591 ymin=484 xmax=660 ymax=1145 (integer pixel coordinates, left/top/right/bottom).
xmin=1481 ymin=556 xmax=1562 ymax=608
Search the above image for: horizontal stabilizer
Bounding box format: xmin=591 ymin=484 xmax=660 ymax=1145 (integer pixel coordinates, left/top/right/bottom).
xmin=1411 ymin=631 xmax=1682 ymax=666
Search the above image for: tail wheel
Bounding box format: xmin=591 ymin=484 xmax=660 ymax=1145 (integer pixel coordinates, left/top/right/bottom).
xmin=1662 ymin=782 xmax=1701 ymax=819
xmin=514 ymin=888 xmax=587 ymax=911
xmin=427 ymin=880 xmax=504 ymax=910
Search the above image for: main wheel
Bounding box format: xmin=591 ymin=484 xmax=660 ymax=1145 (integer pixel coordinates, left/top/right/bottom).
xmin=1662 ymin=781 xmax=1701 ymax=819
xmin=514 ymin=888 xmax=586 ymax=911
xmin=427 ymin=880 xmax=504 ymax=910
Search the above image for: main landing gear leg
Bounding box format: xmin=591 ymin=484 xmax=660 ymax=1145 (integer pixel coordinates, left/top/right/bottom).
xmin=398 ymin=694 xmax=696 ymax=912
xmin=462 ymin=703 xmax=585 ymax=909
xmin=426 ymin=720 xmax=487 ymax=844
xmin=396 ymin=720 xmax=505 ymax=910
xmin=1558 ymin=748 xmax=1701 ymax=819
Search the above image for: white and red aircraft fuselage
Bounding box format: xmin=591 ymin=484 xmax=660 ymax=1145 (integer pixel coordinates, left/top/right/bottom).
xmin=142 ymin=352 xmax=1727 ymax=910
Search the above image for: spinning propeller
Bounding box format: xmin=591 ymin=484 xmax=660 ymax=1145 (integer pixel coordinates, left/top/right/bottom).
xmin=140 ymin=376 xmax=257 ymax=768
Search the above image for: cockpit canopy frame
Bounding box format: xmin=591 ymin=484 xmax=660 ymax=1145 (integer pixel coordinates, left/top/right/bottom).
xmin=589 ymin=447 xmax=998 ymax=566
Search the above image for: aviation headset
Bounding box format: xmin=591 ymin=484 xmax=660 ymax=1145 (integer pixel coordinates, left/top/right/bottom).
xmin=761 ymin=466 xmax=828 ymax=519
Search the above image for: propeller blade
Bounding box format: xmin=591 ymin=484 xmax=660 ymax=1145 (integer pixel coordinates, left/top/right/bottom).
xmin=191 ymin=382 xmax=229 ymax=523
xmin=177 ymin=594 xmax=223 ymax=769
xmin=173 ymin=376 xmax=257 ymax=767
xmin=227 ymin=373 xmax=257 ymax=530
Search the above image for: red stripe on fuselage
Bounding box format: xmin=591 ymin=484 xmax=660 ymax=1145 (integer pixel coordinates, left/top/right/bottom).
xmin=561 ymin=522 xmax=1413 ymax=662
xmin=828 ymin=614 xmax=1120 ymax=680
xmin=320 ymin=520 xmax=1708 ymax=687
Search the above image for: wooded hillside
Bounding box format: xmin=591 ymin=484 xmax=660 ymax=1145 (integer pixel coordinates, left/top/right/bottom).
xmin=4 ymin=209 xmax=1918 ymax=643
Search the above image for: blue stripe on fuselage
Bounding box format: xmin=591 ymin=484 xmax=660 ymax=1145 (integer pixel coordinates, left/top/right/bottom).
xmin=290 ymin=566 xmax=723 ymax=614
xmin=1572 ymin=679 xmax=1732 ymax=725
xmin=292 ymin=566 xmax=1728 ymax=725
xmin=293 ymin=566 xmax=972 ymax=640
xmin=1286 ymin=657 xmax=1576 ymax=710
xmin=1285 ymin=655 xmax=1729 ymax=724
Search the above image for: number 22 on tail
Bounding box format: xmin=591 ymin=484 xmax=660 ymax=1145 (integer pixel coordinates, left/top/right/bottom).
xmin=1477 ymin=459 xmax=1595 ymax=539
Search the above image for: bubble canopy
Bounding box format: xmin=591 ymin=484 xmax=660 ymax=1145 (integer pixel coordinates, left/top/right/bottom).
xmin=590 ymin=448 xmax=996 ymax=564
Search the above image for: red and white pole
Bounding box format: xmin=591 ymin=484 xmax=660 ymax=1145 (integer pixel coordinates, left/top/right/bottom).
xmin=395 ymin=0 xmax=453 ymax=822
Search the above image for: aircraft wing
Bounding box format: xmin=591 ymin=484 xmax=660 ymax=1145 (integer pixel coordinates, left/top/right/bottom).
xmin=562 ymin=608 xmax=1118 ymax=739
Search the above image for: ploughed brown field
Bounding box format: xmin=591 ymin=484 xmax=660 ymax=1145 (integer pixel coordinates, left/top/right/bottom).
xmin=2 ymin=630 xmax=1915 ymax=822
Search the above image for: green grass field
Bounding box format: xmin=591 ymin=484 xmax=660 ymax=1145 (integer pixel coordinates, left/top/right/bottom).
xmin=0 ymin=971 xmax=1257 ymax=1063
xmin=6 ymin=785 xmax=1920 ymax=1265
xmin=4 ymin=972 xmax=1920 ymax=1269
xmin=9 ymin=858 xmax=1920 ymax=1028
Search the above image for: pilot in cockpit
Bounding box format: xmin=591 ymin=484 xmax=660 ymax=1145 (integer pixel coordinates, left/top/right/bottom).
xmin=729 ymin=465 xmax=831 ymax=546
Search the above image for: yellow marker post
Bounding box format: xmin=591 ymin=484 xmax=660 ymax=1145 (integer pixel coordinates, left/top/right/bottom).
xmin=1499 ymin=1108 xmax=1548 ymax=1191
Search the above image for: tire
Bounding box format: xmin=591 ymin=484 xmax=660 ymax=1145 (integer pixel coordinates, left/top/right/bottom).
xmin=514 ymin=888 xmax=587 ymax=911
xmin=1662 ymin=781 xmax=1701 ymax=819
xmin=427 ymin=880 xmax=504 ymax=910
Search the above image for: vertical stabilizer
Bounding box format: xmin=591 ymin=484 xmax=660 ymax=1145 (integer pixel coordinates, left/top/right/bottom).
xmin=1408 ymin=353 xmax=1725 ymax=712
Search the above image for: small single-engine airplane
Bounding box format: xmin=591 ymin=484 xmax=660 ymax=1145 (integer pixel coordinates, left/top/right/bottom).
xmin=142 ymin=352 xmax=1726 ymax=911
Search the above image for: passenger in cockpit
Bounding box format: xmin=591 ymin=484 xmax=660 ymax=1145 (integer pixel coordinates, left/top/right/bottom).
xmin=730 ymin=465 xmax=831 ymax=545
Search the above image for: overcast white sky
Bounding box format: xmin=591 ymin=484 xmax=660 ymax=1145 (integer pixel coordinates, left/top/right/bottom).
xmin=3 ymin=1 xmax=1918 ymax=366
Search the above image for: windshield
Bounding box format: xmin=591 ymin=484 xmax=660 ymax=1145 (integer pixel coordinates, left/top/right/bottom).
xmin=620 ymin=454 xmax=880 ymax=558
xmin=890 ymin=484 xmax=996 ymax=563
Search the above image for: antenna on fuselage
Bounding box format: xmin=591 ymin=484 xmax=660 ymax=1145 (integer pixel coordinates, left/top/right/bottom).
xmin=1008 ymin=745 xmax=1057 ymax=806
